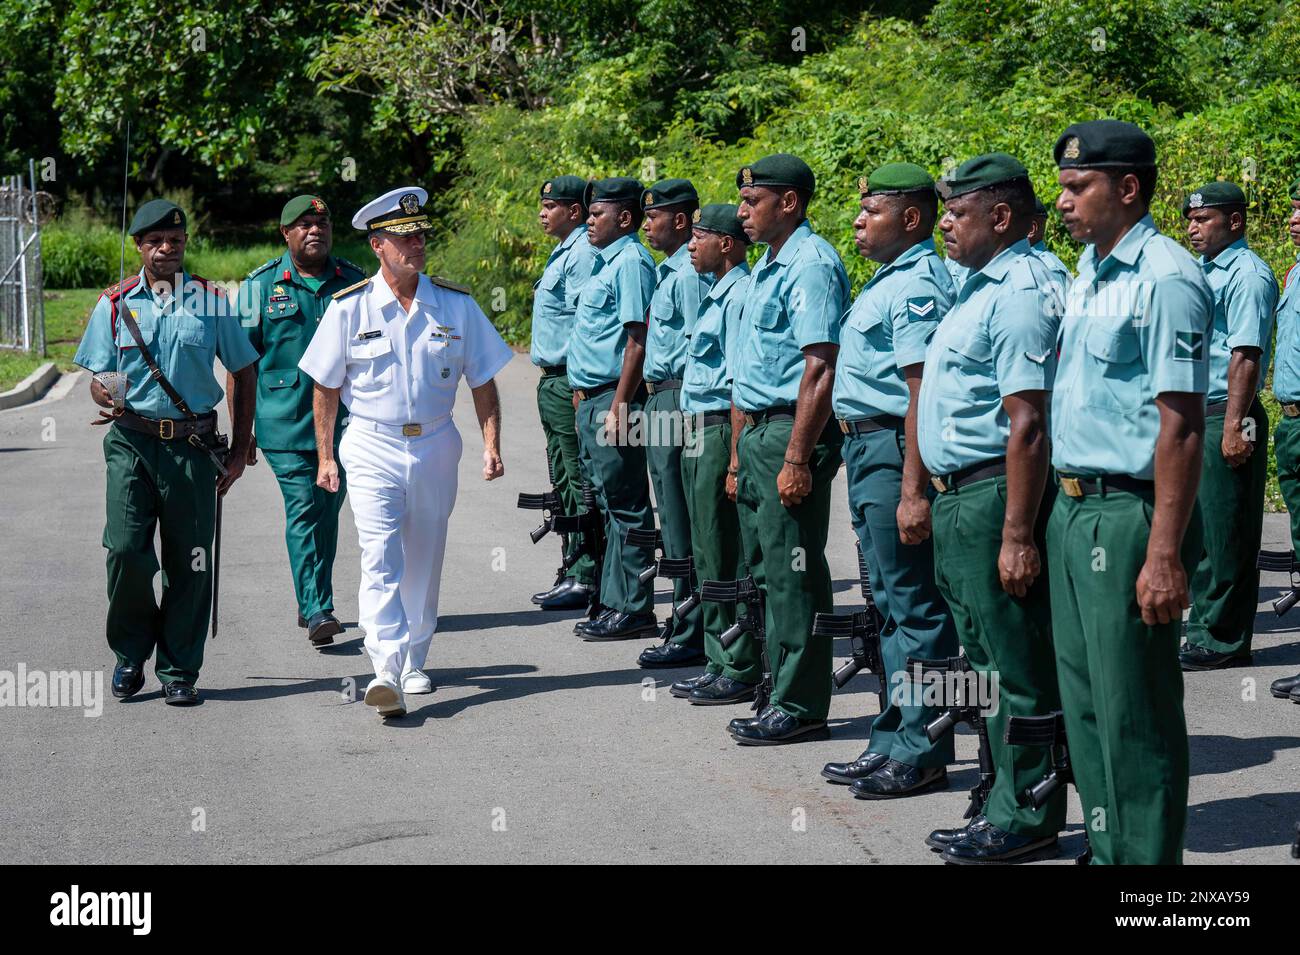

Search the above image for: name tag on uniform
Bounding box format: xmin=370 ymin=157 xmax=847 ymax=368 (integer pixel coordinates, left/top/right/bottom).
xmin=358 ymin=330 xmax=383 ymax=341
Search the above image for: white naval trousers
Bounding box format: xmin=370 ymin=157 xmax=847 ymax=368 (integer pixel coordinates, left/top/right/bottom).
xmin=337 ymin=418 xmax=463 ymax=684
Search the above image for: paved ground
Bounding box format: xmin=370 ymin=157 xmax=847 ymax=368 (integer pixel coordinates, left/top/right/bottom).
xmin=1 ymin=354 xmax=1297 ymax=864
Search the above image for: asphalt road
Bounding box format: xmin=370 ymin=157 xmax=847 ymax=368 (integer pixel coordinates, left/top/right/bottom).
xmin=1 ymin=354 xmax=1297 ymax=864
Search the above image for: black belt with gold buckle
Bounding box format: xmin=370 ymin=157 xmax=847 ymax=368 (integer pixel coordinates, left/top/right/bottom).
xmin=646 ymin=378 xmax=683 ymax=395
xmin=573 ymin=380 xmax=618 ymax=403
xmin=929 ymin=458 xmax=1007 ymax=494
xmin=540 ymin=364 xmax=567 ymax=378
xmin=839 ymin=414 xmax=903 ymax=435
xmin=116 ymin=409 xmax=216 ymax=441
xmin=742 ymin=405 xmax=797 ymax=428
xmin=1056 ymin=472 xmax=1155 ymax=499
xmin=1280 ymin=402 xmax=1300 ymax=419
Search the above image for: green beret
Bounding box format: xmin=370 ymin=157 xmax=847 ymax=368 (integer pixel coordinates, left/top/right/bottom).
xmin=584 ymin=176 xmax=645 ymax=207
xmin=935 ymin=153 xmax=1030 ymax=201
xmin=642 ymin=178 xmax=699 ymax=210
xmin=1054 ymin=119 xmax=1155 ymax=169
xmin=128 ymin=199 xmax=185 ymax=236
xmin=1288 ymin=177 xmax=1300 ymax=201
xmin=736 ymin=153 xmax=815 ymax=195
xmin=541 ymin=175 xmax=587 ymax=205
xmin=1033 ymin=196 xmax=1048 ymax=217
xmin=1182 ymin=181 xmax=1247 ymax=217
xmin=280 ymin=195 xmax=329 ymax=227
xmin=858 ymin=162 xmax=933 ymax=196
xmin=691 ymin=203 xmax=748 ymax=243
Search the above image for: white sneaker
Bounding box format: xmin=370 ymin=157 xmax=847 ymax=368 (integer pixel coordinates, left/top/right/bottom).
xmin=401 ymin=668 xmax=434 ymax=695
xmin=363 ymin=678 xmax=406 ymax=718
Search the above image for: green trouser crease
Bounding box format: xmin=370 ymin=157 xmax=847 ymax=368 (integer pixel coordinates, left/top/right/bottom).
xmin=263 ymin=448 xmax=347 ymax=621
xmin=102 ymin=424 xmax=217 ymax=685
xmin=931 ymin=475 xmax=1066 ymax=837
xmin=575 ymin=390 xmax=655 ymax=615
xmin=1275 ymin=413 xmax=1300 ymax=554
xmin=735 ymin=418 xmax=842 ymax=721
xmin=844 ymin=429 xmax=958 ymax=770
xmin=645 ymin=387 xmax=702 ymax=647
xmin=682 ymin=421 xmax=754 ymax=679
xmin=537 ymin=373 xmax=598 ymax=585
xmin=1187 ymin=399 xmax=1268 ymax=654
xmin=1047 ymin=488 xmax=1201 ymax=865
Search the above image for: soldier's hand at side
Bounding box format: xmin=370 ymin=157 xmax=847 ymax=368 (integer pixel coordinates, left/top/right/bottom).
xmin=725 ymin=469 xmax=738 ymax=503
xmin=603 ymin=407 xmax=622 ymax=446
xmin=217 ymin=453 xmax=246 ymax=496
xmin=777 ymin=461 xmax=811 ymax=507
xmin=317 ymin=458 xmax=341 ymax=493
xmin=1221 ymin=423 xmax=1252 ymax=468
xmin=998 ymin=536 xmax=1040 ymax=597
xmin=896 ymin=492 xmax=932 ymax=545
xmin=246 ymin=433 xmax=258 ymax=467
xmin=483 ymin=448 xmax=504 ymax=481
xmin=1136 ymin=552 xmax=1189 ymax=626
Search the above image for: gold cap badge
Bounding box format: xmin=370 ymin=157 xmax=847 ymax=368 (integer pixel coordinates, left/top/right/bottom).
xmin=399 ymin=193 xmax=420 ymax=215
xmin=858 ymin=176 xmax=868 ymax=194
xmin=310 ymin=198 xmax=325 ymax=213
xmin=1063 ymin=137 xmax=1081 ymax=160
xmin=741 ymin=167 xmax=753 ymax=186
xmin=172 ymin=210 xmax=181 ymax=224
xmin=543 ymin=181 xmax=552 ymax=194
xmin=692 ymin=208 xmax=701 ymax=223
xmin=1188 ymin=193 xmax=1204 ymax=208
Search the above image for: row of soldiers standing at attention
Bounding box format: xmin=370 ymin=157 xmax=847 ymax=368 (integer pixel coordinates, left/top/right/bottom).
xmin=525 ymin=118 xmax=1300 ymax=865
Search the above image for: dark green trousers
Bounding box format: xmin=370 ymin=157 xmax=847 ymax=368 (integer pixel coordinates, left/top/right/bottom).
xmin=844 ymin=428 xmax=958 ymax=770
xmin=932 ymin=475 xmax=1066 ymax=837
xmin=537 ymin=371 xmax=598 ymax=585
xmin=1187 ymin=400 xmax=1268 ymax=654
xmin=263 ymin=448 xmax=346 ymax=621
xmin=735 ymin=417 xmax=842 ymax=721
xmin=646 ymin=386 xmax=702 ymax=648
xmin=575 ymin=390 xmax=655 ymax=615
xmin=1047 ymin=487 xmax=1202 ymax=865
xmin=1275 ymin=413 xmax=1300 ymax=554
xmin=682 ymin=420 xmax=758 ymax=679
xmin=102 ymin=424 xmax=217 ymax=685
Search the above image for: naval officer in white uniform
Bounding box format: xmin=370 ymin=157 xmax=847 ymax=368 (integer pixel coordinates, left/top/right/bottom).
xmin=300 ymin=187 xmax=512 ymax=719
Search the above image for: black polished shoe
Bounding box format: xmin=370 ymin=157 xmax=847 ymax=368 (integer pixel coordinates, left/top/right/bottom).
xmin=1179 ymin=642 xmax=1251 ymax=671
xmin=690 ymin=675 xmax=757 ymax=705
xmin=925 ymin=814 xmax=990 ymax=851
xmin=1290 ymin=685 xmax=1300 ymax=704
xmin=162 ymin=682 xmax=200 ymax=706
xmin=111 ymin=664 xmax=145 ymax=700
xmin=729 ymin=706 xmax=829 ymax=745
xmin=637 ymin=641 xmax=706 ymax=669
xmin=580 ymin=611 xmax=659 ymax=642
xmin=670 ymin=671 xmax=719 ymax=699
xmin=941 ymin=823 xmax=1059 ymax=864
xmin=850 ymin=760 xmax=948 ymax=799
xmin=306 ymin=611 xmax=343 ymax=647
xmin=1270 ymin=672 xmax=1300 ymax=699
xmin=540 ymin=579 xmax=597 ymax=611
xmin=297 ymin=615 xmax=308 ymax=629
xmin=728 ymin=705 xmax=773 ymax=732
xmin=821 ymin=750 xmax=890 ymax=785
xmin=574 ymin=608 xmax=616 ymax=635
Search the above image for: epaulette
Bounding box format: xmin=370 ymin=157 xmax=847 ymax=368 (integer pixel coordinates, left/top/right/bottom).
xmin=191 ymin=274 xmax=226 ymax=297
xmin=101 ymin=275 xmax=142 ymax=301
xmin=333 ymin=277 xmax=370 ymax=300
xmin=432 ymin=276 xmax=472 ymax=295
xmin=337 ymin=257 xmax=366 ymax=276
xmin=245 ymin=257 xmax=280 ymax=281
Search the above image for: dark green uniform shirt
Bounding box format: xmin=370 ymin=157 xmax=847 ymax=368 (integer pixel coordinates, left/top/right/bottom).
xmin=238 ymin=251 xmax=368 ymax=451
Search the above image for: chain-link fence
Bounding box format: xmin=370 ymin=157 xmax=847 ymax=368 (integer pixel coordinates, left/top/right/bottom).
xmin=0 ymin=161 xmax=47 ymax=356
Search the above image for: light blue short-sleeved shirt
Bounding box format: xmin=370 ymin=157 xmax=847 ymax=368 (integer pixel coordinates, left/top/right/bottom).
xmin=917 ymin=241 xmax=1061 ymax=475
xmin=945 ymin=257 xmax=970 ymax=295
xmin=732 ymin=220 xmax=850 ymax=411
xmin=531 ymin=224 xmax=597 ymax=368
xmin=566 ymin=232 xmax=656 ymax=391
xmin=1273 ymin=255 xmax=1300 ymax=402
xmin=1198 ymin=238 xmax=1278 ymax=405
xmin=644 ymin=242 xmax=714 ymax=382
xmin=1051 ymin=215 xmax=1214 ymax=480
xmin=833 ymin=240 xmax=954 ymax=421
xmin=682 ymin=261 xmax=749 ymax=415
xmin=1031 ymin=241 xmax=1074 ymax=292
xmin=74 ymin=269 xmax=259 ymax=418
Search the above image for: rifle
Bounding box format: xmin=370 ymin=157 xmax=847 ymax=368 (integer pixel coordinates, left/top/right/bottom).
xmin=703 ymin=574 xmax=771 ymax=713
xmin=550 ymin=480 xmax=606 ymax=617
xmin=1004 ymin=710 xmax=1091 ymax=865
xmin=517 ymin=448 xmax=570 ymax=591
xmin=814 ymin=542 xmax=886 ymax=712
xmin=1257 ymin=549 xmax=1299 ymax=615
xmin=918 ymin=654 xmax=995 ymax=820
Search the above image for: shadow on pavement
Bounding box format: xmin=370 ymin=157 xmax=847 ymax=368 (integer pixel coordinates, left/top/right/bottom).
xmin=1190 ymin=733 xmax=1300 ymax=776
xmin=1186 ymin=791 xmax=1300 ymax=854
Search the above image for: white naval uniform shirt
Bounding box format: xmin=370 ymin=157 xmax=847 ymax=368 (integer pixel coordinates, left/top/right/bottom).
xmin=299 ymin=272 xmax=512 ymax=424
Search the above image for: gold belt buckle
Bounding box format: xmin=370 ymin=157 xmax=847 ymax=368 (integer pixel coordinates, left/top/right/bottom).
xmin=744 ymin=413 xmax=757 ymax=428
xmin=402 ymin=423 xmax=422 ymax=437
xmin=1060 ymin=475 xmax=1084 ymax=498
xmin=838 ymin=419 xmax=850 ymax=435
xmin=158 ymin=419 xmax=174 ymax=440
xmin=930 ymin=475 xmax=947 ymax=494
xmin=1285 ymin=403 xmax=1300 ymax=418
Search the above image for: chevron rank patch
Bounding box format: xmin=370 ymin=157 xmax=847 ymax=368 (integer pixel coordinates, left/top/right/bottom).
xmin=905 ymin=297 xmax=937 ymax=322
xmin=1174 ymin=330 xmax=1204 ymax=362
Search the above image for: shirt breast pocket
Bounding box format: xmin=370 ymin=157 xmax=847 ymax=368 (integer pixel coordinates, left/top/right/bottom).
xmin=348 ymin=337 xmax=396 ymax=394
xmin=115 ymin=313 xmax=155 ymax=348
xmin=176 ymin=317 xmax=213 ymax=349
xmin=650 ymin=296 xmax=681 ymax=330
xmin=688 ymin=333 xmax=722 ymax=382
xmin=752 ymin=302 xmax=788 ymax=365
xmin=426 ymin=333 xmax=464 ymax=384
xmin=578 ymin=284 xmax=614 ymax=327
xmin=943 ymin=331 xmax=997 ymax=399
xmin=1083 ymin=322 xmax=1143 ymax=413
xmin=536 ymin=269 xmax=564 ymax=305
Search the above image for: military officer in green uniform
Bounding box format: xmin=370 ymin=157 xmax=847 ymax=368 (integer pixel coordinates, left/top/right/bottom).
xmin=529 ymin=175 xmax=600 ymax=612
xmin=819 ymin=163 xmax=960 ymax=796
xmin=1176 ymin=181 xmax=1278 ymax=670
xmin=1049 ymin=120 xmax=1211 ymax=864
xmin=629 ymin=178 xmax=715 ymax=668
xmin=569 ymin=177 xmax=660 ymax=642
xmin=915 ymin=155 xmax=1067 ymax=862
xmin=235 ymin=195 xmax=367 ymax=647
xmin=727 ymin=154 xmax=850 ymax=745
xmin=75 ymin=199 xmax=259 ymax=705
xmin=670 ymin=203 xmax=760 ymax=704
xmin=1028 ymin=197 xmax=1073 ymax=289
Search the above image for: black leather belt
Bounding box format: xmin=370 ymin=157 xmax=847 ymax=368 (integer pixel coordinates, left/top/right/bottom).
xmin=646 ymin=378 xmax=683 ymax=394
xmin=930 ymin=457 xmax=1007 ymax=494
xmin=115 ymin=409 xmax=217 ymax=441
xmin=1282 ymin=402 xmax=1300 ymax=419
xmin=839 ymin=414 xmax=903 ymax=435
xmin=686 ymin=411 xmax=731 ymax=430
xmin=540 ymin=364 xmax=567 ymax=378
xmin=573 ymin=380 xmax=618 ymax=402
xmin=1057 ymin=472 xmax=1155 ymax=499
xmin=742 ymin=405 xmax=797 ymax=428
xmin=1204 ymin=399 xmax=1229 ymax=417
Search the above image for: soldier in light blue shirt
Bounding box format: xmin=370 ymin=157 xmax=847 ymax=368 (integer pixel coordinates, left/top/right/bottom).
xmin=1028 ymin=196 xmax=1074 ymax=292
xmin=1178 ymin=181 xmax=1279 ymax=671
xmin=725 ymin=153 xmax=851 ymax=746
xmin=1048 ymin=120 xmax=1212 ymax=865
xmin=818 ymin=162 xmax=961 ymax=802
xmin=528 ymin=176 xmax=601 ymax=612
xmin=912 ymin=155 xmax=1066 ymax=863
xmin=626 ymin=179 xmax=715 ymax=669
xmin=567 ymin=177 xmax=660 ymax=642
